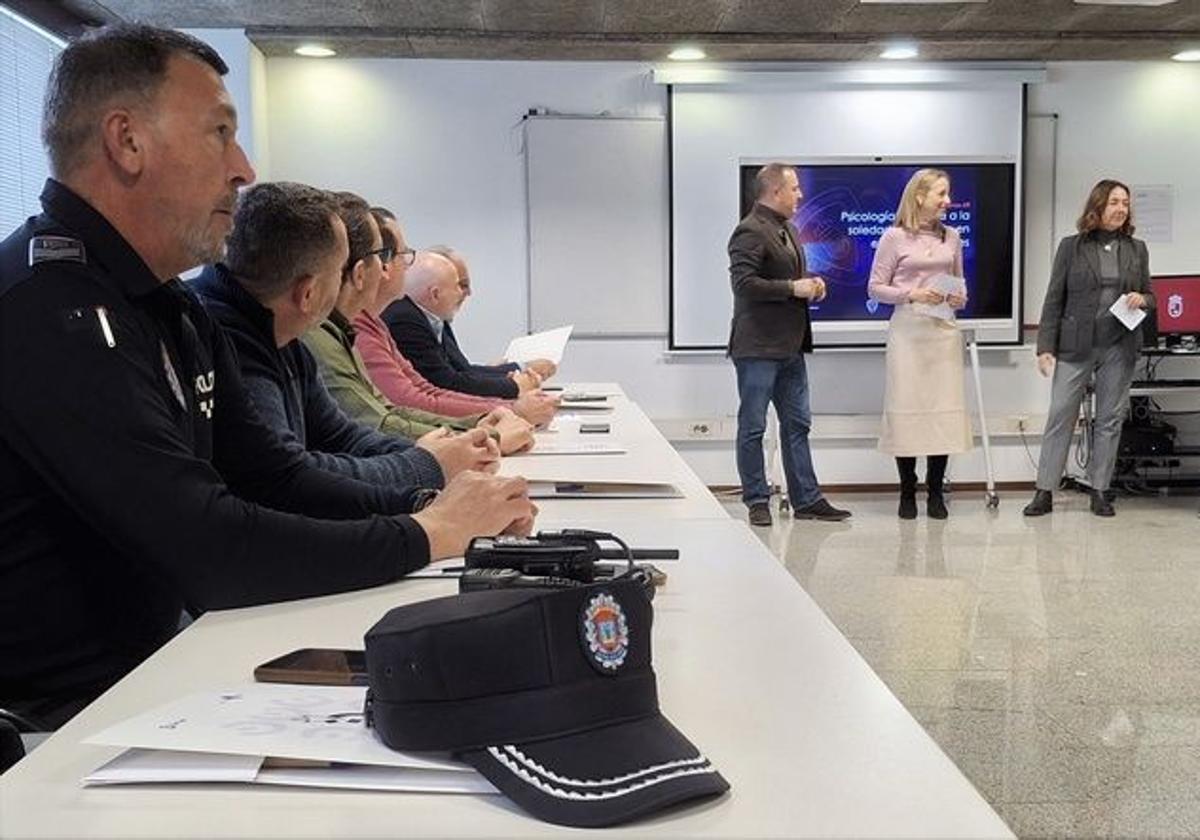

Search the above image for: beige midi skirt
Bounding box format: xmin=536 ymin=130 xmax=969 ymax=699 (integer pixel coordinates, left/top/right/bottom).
xmin=878 ymin=305 xmax=973 ymax=457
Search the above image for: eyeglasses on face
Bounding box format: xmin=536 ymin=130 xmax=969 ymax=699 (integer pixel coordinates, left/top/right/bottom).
xmin=365 ymin=246 xmax=395 ymax=264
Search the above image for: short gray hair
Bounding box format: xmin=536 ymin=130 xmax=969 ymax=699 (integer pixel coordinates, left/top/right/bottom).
xmin=754 ymin=163 xmax=795 ymax=199
xmin=43 ymin=23 xmax=228 ymax=178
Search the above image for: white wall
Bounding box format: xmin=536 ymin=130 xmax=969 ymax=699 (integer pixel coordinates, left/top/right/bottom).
xmin=249 ymin=50 xmax=1200 ymax=487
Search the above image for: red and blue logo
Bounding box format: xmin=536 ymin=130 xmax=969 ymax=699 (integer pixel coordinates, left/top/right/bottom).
xmin=582 ymin=592 xmax=629 ymax=673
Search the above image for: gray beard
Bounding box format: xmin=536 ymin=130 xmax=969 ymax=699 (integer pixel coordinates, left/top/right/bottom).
xmin=181 ymin=227 xmax=226 ymax=271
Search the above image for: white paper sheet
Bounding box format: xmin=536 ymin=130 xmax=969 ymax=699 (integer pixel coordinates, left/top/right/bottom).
xmin=517 ymin=440 xmax=626 ymax=456
xmin=527 ymin=481 xmax=682 ymax=499
xmin=911 ymin=274 xmax=966 ymax=322
xmin=84 ymin=684 xmax=470 ymax=772
xmin=554 ymin=402 xmax=613 ymax=412
xmin=256 ymin=764 xmax=499 ymax=794
xmin=504 ymin=324 xmax=572 ymax=365
xmin=84 ymin=748 xmax=263 ymax=785
xmin=1110 ymin=293 xmax=1147 ymax=330
xmin=554 ymin=411 xmax=613 ymax=423
xmin=403 ymin=557 xmax=468 ymax=579
xmin=83 ymin=748 xmax=498 ymax=794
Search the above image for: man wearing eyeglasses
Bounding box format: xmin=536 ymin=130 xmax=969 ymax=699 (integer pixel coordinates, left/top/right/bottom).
xmin=193 ymin=181 xmax=467 ymax=488
xmin=302 ymin=194 xmax=531 ymax=464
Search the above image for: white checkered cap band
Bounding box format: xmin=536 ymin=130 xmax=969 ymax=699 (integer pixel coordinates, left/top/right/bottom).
xmin=486 ymin=745 xmax=719 ymax=802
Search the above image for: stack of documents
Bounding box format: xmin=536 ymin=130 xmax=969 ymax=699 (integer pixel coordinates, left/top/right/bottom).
xmin=83 ymin=684 xmax=497 ymax=794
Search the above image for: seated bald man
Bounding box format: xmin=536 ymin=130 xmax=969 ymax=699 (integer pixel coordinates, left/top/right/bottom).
xmin=383 ymin=247 xmax=555 ymax=399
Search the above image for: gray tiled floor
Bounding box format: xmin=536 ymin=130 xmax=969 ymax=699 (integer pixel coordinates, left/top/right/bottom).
xmin=723 ymin=489 xmax=1200 ymax=839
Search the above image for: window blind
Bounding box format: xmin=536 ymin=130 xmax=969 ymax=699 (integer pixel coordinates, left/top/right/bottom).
xmin=0 ymin=7 xmax=63 ymax=234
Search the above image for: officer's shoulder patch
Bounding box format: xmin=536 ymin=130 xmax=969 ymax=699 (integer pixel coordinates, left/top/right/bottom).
xmin=28 ymin=235 xmax=87 ymax=267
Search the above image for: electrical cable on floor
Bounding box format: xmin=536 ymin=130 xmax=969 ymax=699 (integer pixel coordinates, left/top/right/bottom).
xmin=1019 ymin=425 xmax=1038 ymax=472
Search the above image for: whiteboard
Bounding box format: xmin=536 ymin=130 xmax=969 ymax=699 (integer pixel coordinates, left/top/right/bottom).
xmin=524 ymin=116 xmax=668 ymax=336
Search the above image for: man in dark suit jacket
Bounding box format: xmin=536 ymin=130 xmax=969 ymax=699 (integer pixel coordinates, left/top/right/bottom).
xmin=383 ymin=251 xmax=546 ymax=399
xmin=728 ymin=163 xmax=850 ymax=526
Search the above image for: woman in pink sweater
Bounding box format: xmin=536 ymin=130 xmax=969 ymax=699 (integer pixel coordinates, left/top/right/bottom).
xmin=867 ymin=169 xmax=973 ymax=520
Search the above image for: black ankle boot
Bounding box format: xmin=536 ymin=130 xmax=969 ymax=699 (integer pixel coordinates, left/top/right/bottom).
xmin=927 ymin=490 xmax=948 ymax=520
xmin=1090 ymin=490 xmax=1115 ymax=517
xmin=1023 ymin=490 xmax=1053 ymax=516
xmin=896 ymin=457 xmax=917 ymax=519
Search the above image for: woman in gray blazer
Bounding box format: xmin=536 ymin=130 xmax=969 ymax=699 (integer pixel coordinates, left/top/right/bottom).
xmin=1024 ymin=179 xmax=1153 ymax=518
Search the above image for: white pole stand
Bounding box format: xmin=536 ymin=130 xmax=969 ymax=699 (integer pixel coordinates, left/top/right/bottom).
xmin=964 ymin=329 xmax=1000 ymax=509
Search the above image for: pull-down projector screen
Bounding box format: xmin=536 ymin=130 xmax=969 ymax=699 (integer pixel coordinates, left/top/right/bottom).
xmin=670 ymin=84 xmax=1025 ymax=348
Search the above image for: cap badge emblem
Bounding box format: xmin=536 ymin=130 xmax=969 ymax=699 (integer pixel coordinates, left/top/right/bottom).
xmin=582 ymin=592 xmax=629 ymax=673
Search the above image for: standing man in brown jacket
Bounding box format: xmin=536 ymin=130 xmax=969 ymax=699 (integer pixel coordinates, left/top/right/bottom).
xmin=728 ymin=163 xmax=851 ymax=527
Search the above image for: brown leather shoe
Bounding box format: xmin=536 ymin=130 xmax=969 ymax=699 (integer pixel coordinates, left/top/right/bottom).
xmin=748 ymin=502 xmax=773 ymax=527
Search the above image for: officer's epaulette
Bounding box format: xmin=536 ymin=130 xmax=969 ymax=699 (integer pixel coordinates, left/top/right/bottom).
xmin=28 ymin=235 xmax=87 ymax=267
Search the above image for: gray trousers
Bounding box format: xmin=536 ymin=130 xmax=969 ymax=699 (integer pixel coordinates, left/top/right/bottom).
xmin=1036 ymin=342 xmax=1137 ymax=492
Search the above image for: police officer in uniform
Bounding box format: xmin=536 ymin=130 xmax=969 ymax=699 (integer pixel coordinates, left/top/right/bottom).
xmin=0 ymin=24 xmax=535 ymax=729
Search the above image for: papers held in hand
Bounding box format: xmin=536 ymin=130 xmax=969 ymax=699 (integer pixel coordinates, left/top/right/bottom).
xmin=1109 ymin=293 xmax=1147 ymax=331
xmin=504 ymin=324 xmax=573 ymax=365
xmin=911 ymin=274 xmax=966 ymax=322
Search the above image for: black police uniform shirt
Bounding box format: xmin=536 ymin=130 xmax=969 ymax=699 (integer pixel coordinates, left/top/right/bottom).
xmin=0 ymin=180 xmax=431 ymax=720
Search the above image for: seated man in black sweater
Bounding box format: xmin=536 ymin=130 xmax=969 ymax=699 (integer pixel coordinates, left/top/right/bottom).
xmin=0 ymin=24 xmax=534 ymax=729
xmin=383 ymin=249 xmax=554 ymax=399
xmin=194 ymin=182 xmax=493 ymax=487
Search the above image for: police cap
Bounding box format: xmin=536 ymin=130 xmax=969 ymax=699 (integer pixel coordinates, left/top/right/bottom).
xmin=363 ymin=577 xmax=729 ymax=828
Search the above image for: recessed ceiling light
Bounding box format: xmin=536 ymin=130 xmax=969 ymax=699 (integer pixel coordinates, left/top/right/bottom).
xmin=1172 ymin=49 xmax=1200 ymax=61
xmin=880 ymin=43 xmax=919 ymax=60
xmin=668 ymin=46 xmax=706 ymax=61
xmin=294 ymin=44 xmax=336 ymax=58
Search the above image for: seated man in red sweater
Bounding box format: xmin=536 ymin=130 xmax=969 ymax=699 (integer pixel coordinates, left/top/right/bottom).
xmin=355 ymin=208 xmax=557 ymax=427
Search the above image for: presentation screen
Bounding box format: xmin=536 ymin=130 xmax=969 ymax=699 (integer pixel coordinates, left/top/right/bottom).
xmin=736 ymin=161 xmax=1016 ymax=334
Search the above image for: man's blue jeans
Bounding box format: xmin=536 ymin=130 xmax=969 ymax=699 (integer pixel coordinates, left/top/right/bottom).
xmin=734 ymin=355 xmax=820 ymax=509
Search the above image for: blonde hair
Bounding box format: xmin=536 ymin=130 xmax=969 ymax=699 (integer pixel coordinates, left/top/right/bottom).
xmin=893 ymin=169 xmax=950 ymax=236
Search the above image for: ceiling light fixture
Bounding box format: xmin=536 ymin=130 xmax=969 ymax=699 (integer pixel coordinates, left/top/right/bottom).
xmin=1172 ymin=49 xmax=1200 ymax=61
xmin=294 ymin=44 xmax=337 ymax=58
xmin=880 ymin=43 xmax=919 ymax=60
xmin=668 ymin=46 xmax=706 ymax=61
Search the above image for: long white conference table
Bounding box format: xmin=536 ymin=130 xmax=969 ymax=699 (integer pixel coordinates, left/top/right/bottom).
xmin=0 ymin=385 xmax=1012 ymax=839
